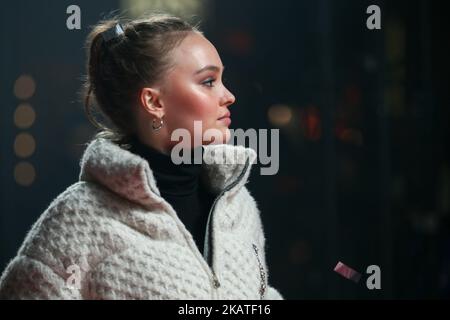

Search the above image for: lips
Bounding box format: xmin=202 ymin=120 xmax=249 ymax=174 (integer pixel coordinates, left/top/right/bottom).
xmin=218 ymin=111 xmax=231 ymax=120
xmin=218 ymin=111 xmax=232 ymax=126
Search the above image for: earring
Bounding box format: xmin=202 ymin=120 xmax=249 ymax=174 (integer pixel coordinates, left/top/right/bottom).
xmin=152 ymin=117 xmax=164 ymax=131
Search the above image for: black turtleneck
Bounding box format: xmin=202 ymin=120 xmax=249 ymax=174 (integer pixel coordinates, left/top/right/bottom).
xmin=128 ymin=136 xmax=216 ymax=255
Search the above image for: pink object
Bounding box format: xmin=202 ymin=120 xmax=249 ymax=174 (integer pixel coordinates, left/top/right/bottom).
xmin=334 ymin=261 xmax=361 ymax=283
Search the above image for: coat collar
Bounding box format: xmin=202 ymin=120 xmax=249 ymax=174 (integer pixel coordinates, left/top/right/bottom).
xmin=79 ymin=138 xmax=257 ymax=209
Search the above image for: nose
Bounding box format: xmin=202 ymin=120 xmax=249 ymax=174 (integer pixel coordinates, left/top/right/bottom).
xmin=221 ymin=86 xmax=236 ymax=107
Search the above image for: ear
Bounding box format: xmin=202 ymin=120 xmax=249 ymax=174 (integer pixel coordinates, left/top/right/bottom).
xmin=139 ymin=87 xmax=165 ymax=118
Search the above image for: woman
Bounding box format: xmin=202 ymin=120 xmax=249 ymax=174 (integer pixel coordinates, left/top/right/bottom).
xmin=0 ymin=13 xmax=283 ymax=300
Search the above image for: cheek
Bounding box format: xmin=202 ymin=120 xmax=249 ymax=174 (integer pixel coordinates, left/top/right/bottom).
xmin=165 ymin=85 xmax=216 ymax=128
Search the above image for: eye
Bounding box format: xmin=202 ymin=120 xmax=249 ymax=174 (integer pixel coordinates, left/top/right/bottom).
xmin=202 ymin=78 xmax=216 ymax=88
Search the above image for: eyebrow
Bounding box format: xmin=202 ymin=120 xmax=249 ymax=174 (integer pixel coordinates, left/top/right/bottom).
xmin=194 ymin=65 xmax=225 ymax=75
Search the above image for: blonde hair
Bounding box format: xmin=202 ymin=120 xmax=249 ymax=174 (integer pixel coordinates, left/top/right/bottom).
xmin=83 ymin=13 xmax=201 ymax=145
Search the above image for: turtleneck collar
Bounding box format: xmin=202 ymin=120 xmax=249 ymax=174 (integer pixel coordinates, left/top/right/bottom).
xmin=127 ymin=136 xmax=204 ymax=197
xmin=79 ymin=137 xmax=257 ymax=209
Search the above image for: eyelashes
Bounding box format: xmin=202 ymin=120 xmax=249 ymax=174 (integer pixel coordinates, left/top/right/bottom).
xmin=202 ymin=78 xmax=216 ymax=87
xmin=202 ymin=76 xmax=227 ymax=88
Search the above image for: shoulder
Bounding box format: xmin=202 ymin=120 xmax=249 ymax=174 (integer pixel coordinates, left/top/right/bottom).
xmin=16 ymin=181 xmax=131 ymax=274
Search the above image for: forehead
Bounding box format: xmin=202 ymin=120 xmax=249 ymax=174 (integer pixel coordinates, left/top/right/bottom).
xmin=170 ymin=32 xmax=223 ymax=73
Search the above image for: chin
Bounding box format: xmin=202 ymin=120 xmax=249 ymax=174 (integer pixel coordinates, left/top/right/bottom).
xmin=215 ymin=127 xmax=230 ymax=144
xmin=222 ymin=128 xmax=231 ymax=144
xmin=202 ymin=127 xmax=230 ymax=145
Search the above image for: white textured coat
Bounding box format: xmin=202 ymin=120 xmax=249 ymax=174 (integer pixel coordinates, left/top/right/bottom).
xmin=0 ymin=138 xmax=283 ymax=300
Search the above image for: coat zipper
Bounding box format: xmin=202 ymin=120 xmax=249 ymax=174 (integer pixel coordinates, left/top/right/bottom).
xmin=202 ymin=157 xmax=251 ymax=296
xmin=154 ymin=157 xmax=251 ymax=299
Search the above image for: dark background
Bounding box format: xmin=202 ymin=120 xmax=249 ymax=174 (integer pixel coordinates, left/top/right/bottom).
xmin=1 ymin=0 xmax=449 ymax=299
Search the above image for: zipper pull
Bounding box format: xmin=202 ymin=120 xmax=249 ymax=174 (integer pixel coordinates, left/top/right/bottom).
xmin=212 ymin=272 xmax=221 ymax=288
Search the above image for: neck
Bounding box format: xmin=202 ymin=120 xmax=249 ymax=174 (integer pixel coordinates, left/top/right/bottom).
xmin=128 ymin=135 xmax=204 ymax=196
xmin=135 ymin=132 xmax=171 ymax=156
